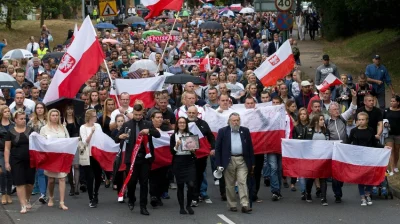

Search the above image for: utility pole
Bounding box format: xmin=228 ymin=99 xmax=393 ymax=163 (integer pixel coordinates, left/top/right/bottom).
xmin=82 ymin=0 xmax=85 ymax=20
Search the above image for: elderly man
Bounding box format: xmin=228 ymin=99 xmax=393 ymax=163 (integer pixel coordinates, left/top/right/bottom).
xmin=26 ymin=57 xmax=44 ymax=83
xmin=187 ymin=106 xmax=215 ymax=206
xmin=215 ymin=113 xmax=254 ymax=213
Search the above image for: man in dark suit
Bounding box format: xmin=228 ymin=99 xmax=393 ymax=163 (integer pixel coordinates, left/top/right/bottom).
xmin=267 ymin=33 xmax=283 ymax=56
xmin=116 ymin=104 xmax=161 ymax=215
xmin=215 ymin=113 xmax=255 ymax=214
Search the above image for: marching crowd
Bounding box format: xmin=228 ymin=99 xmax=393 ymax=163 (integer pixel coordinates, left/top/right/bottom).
xmin=0 ymin=5 xmax=399 ymax=217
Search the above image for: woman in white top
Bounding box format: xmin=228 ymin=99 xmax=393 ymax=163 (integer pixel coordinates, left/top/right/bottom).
xmin=39 ymin=109 xmax=70 ymax=210
xmin=79 ymin=109 xmax=103 ymax=208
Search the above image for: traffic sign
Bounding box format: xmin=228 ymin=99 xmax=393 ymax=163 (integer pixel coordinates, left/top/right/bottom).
xmin=99 ymin=0 xmax=117 ymax=17
xmin=275 ymin=0 xmax=294 ymax=12
xmin=276 ymin=12 xmax=293 ymax=30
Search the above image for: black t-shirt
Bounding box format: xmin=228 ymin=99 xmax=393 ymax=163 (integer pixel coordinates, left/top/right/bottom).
xmin=146 ymin=107 xmax=176 ymax=131
xmin=355 ymin=84 xmax=376 ymax=108
xmin=347 ymin=127 xmax=379 ymax=147
xmin=98 ymin=115 xmax=112 ymax=137
xmin=356 ymin=106 xmax=382 ymax=135
xmin=384 ymin=108 xmax=400 ymax=135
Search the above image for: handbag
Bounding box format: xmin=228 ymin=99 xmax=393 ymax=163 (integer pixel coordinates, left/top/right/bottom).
xmin=48 ymin=34 xmax=54 ymax=42
xmin=78 ymin=127 xmax=90 ymax=166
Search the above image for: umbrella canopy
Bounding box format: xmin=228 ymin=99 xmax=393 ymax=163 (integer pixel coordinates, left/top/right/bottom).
xmin=240 ymin=7 xmax=255 ymax=14
xmin=129 ymin=59 xmax=159 ymax=74
xmin=94 ymin=23 xmax=116 ymax=29
xmin=0 ymin=72 xmax=19 ymax=88
xmin=142 ymin=30 xmax=163 ymax=39
xmin=42 ymin=52 xmax=65 ymax=62
xmin=230 ymin=4 xmax=242 ymax=11
xmin=199 ymin=21 xmax=224 ymax=30
xmin=2 ymin=49 xmax=33 ymax=60
xmin=45 ymin=97 xmax=85 ymax=119
xmin=221 ymin=10 xmax=235 ymax=17
xmin=123 ymin=16 xmax=145 ymax=24
xmin=132 ymin=22 xmax=146 ymax=27
xmin=127 ymin=68 xmax=155 ymax=79
xmin=202 ymin=3 xmax=213 ymax=9
xmin=178 ymin=10 xmax=190 ymax=17
xmin=170 ymin=30 xmax=180 ymax=36
xmin=102 ymin=39 xmax=119 ymax=45
xmin=165 ymin=74 xmax=204 ymax=85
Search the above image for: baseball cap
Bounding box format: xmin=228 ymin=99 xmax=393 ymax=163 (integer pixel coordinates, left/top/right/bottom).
xmin=322 ymin=54 xmax=329 ymax=60
xmin=301 ymin=81 xmax=311 ymax=87
xmin=373 ymin=54 xmax=381 ymax=59
xmin=22 ymin=82 xmax=33 ymax=88
xmin=262 ymin=35 xmax=267 ymax=40
xmin=110 ymin=68 xmax=117 ymax=73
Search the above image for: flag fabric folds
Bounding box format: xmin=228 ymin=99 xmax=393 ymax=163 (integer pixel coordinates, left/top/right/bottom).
xmin=29 ymin=132 xmax=78 ymax=173
xmin=142 ymin=0 xmax=184 ymax=20
xmin=316 ymin=73 xmax=343 ymax=92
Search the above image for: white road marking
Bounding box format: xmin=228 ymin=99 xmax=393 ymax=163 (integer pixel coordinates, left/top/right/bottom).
xmin=217 ymin=214 xmax=236 ymax=224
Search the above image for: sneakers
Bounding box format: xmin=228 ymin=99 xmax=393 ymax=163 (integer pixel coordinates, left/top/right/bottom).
xmin=335 ymin=197 xmax=342 ymax=203
xmin=214 ymin=180 xmax=220 ymax=186
xmin=271 ymin=193 xmax=279 ymax=201
xmin=169 ymin=183 xmax=177 ymax=189
xmin=372 ymin=187 xmax=378 ymax=195
xmin=388 ymin=171 xmax=394 ymax=176
xmin=361 ymin=199 xmax=367 ymax=206
xmin=394 ymin=168 xmax=399 ymax=173
xmin=301 ymin=192 xmax=306 ymax=201
xmin=190 ymin=200 xmax=198 ymax=207
xmin=306 ymin=194 xmax=312 ymax=202
xmin=39 ymin=194 xmax=47 ymax=204
xmin=321 ymin=198 xmax=328 ymax=206
xmin=89 ymin=199 xmax=97 ymax=208
xmin=366 ymin=196 xmax=373 ymax=205
xmin=277 ymin=193 xmax=283 ymax=199
xmin=204 ymin=198 xmax=213 ymax=204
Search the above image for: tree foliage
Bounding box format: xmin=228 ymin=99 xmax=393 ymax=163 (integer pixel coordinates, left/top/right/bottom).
xmin=311 ymin=0 xmax=400 ymax=41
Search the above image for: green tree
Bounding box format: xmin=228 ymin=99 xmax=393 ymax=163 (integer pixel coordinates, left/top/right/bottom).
xmin=0 ymin=0 xmax=34 ymax=29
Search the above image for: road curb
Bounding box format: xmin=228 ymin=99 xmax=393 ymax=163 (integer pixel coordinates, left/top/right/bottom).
xmin=391 ymin=185 xmax=400 ymax=199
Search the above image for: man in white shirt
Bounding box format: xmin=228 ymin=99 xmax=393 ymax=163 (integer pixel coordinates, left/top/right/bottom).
xmin=26 ymin=36 xmax=39 ymax=53
xmin=176 ymin=92 xmax=205 ymax=119
xmin=109 ymin=92 xmax=133 ymax=131
xmin=9 ymin=89 xmax=35 ymax=111
xmin=216 ymin=94 xmax=234 ymax=115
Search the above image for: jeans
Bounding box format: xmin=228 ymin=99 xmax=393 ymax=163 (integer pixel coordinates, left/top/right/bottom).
xmin=358 ymin=184 xmax=373 ymax=196
xmin=0 ymin=151 xmax=12 ymax=195
xmin=332 ymin=178 xmax=343 ymax=198
xmin=267 ymin=153 xmax=282 ymax=193
xmin=36 ymin=169 xmax=47 ymax=195
xmin=200 ymin=171 xmax=208 ymax=198
xmin=298 ymin=177 xmax=306 ymax=193
xmin=376 ymin=91 xmax=386 ymax=111
xmin=262 ymin=154 xmax=270 ymax=178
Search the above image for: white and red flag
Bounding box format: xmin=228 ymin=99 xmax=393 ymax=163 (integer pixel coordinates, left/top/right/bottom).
xmin=332 ymin=142 xmax=390 ymax=185
xmin=29 ymin=132 xmax=78 ymax=173
xmin=204 ymin=103 xmax=287 ymax=154
xmin=282 ymin=139 xmax=334 ymax=178
xmin=110 ymin=76 xmax=166 ymax=108
xmin=177 ymin=39 xmax=186 ymax=51
xmin=254 ymin=40 xmax=295 ymax=87
xmin=316 ymin=74 xmax=343 ymax=92
xmin=43 ymin=16 xmax=104 ymax=104
xmin=152 ymin=123 xmax=211 ymax=169
xmin=90 ymin=129 xmax=126 ymax=172
xmin=142 ymin=0 xmax=184 ymax=20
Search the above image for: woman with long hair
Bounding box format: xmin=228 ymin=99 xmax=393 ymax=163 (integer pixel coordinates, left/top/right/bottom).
xmin=384 ymin=96 xmax=400 ymax=176
xmin=4 ymin=109 xmax=35 ymax=213
xmin=27 ymin=103 xmax=48 ymax=204
xmin=286 ymin=100 xmax=298 ymax=126
xmin=88 ymin=91 xmax=102 ymax=117
xmin=170 ymin=84 xmax=183 ymax=110
xmin=0 ymin=105 xmax=14 ymax=205
xmin=62 ymin=105 xmax=82 ymax=196
xmin=80 ymin=109 xmax=103 ymax=208
xmin=7 ymin=65 xmax=16 ymax=77
xmin=101 ymin=77 xmax=111 ymax=92
xmin=304 ymin=114 xmax=329 ymax=206
xmin=170 ymin=117 xmax=196 ymax=215
xmin=40 ymin=109 xmax=70 ymax=210
xmin=218 ymin=71 xmax=227 ymax=84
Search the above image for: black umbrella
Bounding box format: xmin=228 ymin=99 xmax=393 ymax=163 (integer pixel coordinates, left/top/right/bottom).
xmin=0 ymin=72 xmax=19 ymax=88
xmin=123 ymin=16 xmax=145 ymax=24
xmin=42 ymin=52 xmax=65 ymax=62
xmin=165 ymin=74 xmax=204 ymax=85
xmin=199 ymin=21 xmax=224 ymax=30
xmin=45 ymin=97 xmax=85 ymax=119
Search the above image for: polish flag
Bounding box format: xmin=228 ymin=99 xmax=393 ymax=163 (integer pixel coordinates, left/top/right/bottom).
xmin=316 ymin=74 xmax=343 ymax=92
xmin=254 ymin=40 xmax=295 ymax=87
xmin=90 ymin=129 xmax=126 ymax=172
xmin=29 ymin=132 xmax=78 ymax=173
xmin=43 ymin=16 xmax=104 ymax=103
xmin=282 ymin=139 xmax=334 ymax=178
xmin=177 ymin=39 xmax=186 ymax=51
xmin=204 ymin=103 xmax=287 ymax=154
xmin=110 ymin=76 xmax=166 ymax=108
xmin=199 ymin=55 xmax=211 ymax=72
xmin=152 ymin=123 xmax=211 ymax=170
xmin=142 ymin=0 xmax=184 ymax=20
xmin=332 ymin=142 xmax=391 ymax=185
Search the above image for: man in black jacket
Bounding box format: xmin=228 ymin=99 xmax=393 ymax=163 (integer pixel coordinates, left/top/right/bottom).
xmin=187 ymin=106 xmax=215 ymax=206
xmin=116 ymin=104 xmax=160 ymax=215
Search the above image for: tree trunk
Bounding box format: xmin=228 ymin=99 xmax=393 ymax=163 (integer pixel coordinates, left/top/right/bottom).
xmin=40 ymin=5 xmax=45 ymax=27
xmin=6 ymin=6 xmax=12 ymax=29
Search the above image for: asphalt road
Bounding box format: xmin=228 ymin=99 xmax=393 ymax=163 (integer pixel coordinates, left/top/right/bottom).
xmin=1 ymin=167 xmax=399 ymax=224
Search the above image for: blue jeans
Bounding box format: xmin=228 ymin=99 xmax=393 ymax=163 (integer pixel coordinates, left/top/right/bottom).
xmin=262 ymin=154 xmax=270 ymax=178
xmin=200 ymin=171 xmax=208 ymax=198
xmin=298 ymin=177 xmax=306 ymax=193
xmin=37 ymin=169 xmax=47 ymax=196
xmin=358 ymin=184 xmax=372 ymax=196
xmin=267 ymin=153 xmax=282 ymax=193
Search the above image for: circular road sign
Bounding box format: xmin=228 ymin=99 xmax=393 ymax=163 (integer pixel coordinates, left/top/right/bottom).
xmin=276 ymin=12 xmax=293 ymax=31
xmin=275 ymin=0 xmax=294 ymax=12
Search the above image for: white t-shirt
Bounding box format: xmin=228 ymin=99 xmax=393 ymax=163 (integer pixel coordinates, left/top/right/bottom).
xmin=110 ymin=107 xmax=133 ymax=124
xmin=176 ymin=105 xmax=205 ymax=119
xmin=9 ymin=98 xmax=36 ymax=111
xmin=215 ymin=107 xmax=234 ymax=115
xmin=79 ymin=123 xmax=102 ymax=156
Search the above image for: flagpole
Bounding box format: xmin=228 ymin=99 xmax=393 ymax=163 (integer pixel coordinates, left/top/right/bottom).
xmin=103 ymin=59 xmax=120 ymax=106
xmin=159 ymin=11 xmax=180 ymax=72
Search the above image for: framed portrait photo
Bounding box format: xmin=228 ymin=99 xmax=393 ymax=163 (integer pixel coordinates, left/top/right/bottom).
xmin=181 ymin=135 xmax=200 ymax=151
